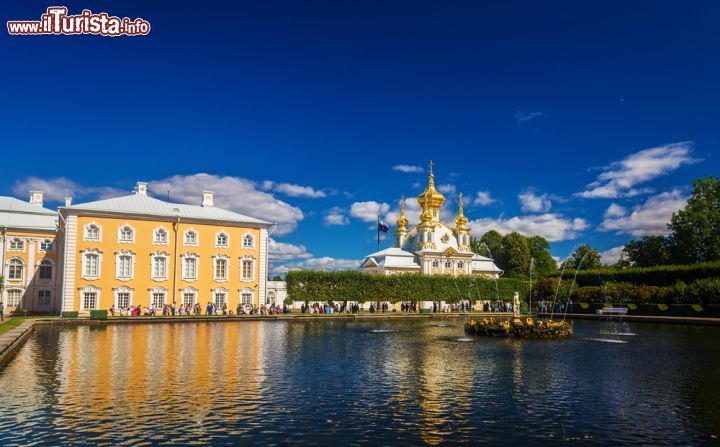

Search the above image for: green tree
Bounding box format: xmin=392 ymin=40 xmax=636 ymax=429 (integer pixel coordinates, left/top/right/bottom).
xmin=668 ymin=176 xmax=720 ymax=263
xmin=622 ymin=235 xmax=673 ymax=267
xmin=563 ymin=244 xmax=602 ymax=271
xmin=501 ymin=232 xmax=531 ymax=278
xmin=528 ymin=235 xmax=557 ymax=276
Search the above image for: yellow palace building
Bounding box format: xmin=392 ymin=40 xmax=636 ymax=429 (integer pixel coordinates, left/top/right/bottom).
xmin=1 ymin=182 xmax=272 ymax=314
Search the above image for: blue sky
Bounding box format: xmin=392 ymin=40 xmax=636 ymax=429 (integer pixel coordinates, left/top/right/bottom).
xmin=1 ymin=1 xmax=718 ymax=274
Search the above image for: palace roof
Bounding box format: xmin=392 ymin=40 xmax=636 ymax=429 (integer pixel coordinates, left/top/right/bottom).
xmin=61 ymin=193 xmax=272 ymax=226
xmin=361 ymin=247 xmax=422 ymax=270
xmin=0 ymin=196 xmax=57 ymax=231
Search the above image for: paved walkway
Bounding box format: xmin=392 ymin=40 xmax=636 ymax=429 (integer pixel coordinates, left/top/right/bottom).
xmin=0 ymin=319 xmax=36 ymax=368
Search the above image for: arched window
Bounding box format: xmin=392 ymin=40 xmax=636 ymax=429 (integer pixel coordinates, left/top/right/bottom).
xmin=117 ymin=254 xmax=134 ymax=279
xmin=154 ymin=228 xmax=168 ymax=244
xmin=432 ymin=259 xmax=439 ymax=269
xmin=82 ymin=251 xmax=101 ymax=279
xmin=242 ymin=233 xmax=254 ymax=249
xmin=85 ymin=223 xmax=100 ymax=240
xmin=445 ymin=260 xmax=453 ymax=269
xmin=9 ymin=238 xmax=24 ymax=251
xmin=184 ymin=230 xmax=197 ymax=245
xmin=38 ymin=259 xmax=53 ymax=280
xmin=119 ymin=225 xmax=134 ymax=242
xmin=8 ymin=258 xmax=24 ymax=280
xmin=216 ymin=232 xmax=228 ymax=247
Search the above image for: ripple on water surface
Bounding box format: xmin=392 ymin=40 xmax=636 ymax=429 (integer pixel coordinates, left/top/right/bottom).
xmin=0 ymin=319 xmax=718 ymax=446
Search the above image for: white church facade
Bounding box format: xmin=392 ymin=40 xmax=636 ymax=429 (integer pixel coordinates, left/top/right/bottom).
xmin=360 ymin=162 xmax=502 ymax=278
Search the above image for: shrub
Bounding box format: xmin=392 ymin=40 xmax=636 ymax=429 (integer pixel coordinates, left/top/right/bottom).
xmin=546 ymin=262 xmax=720 ymax=287
xmin=687 ymin=278 xmax=720 ymax=305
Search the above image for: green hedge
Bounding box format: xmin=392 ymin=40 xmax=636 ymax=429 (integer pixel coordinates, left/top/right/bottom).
xmin=286 ymin=270 xmax=529 ymax=303
xmin=546 ymin=262 xmax=720 ymax=287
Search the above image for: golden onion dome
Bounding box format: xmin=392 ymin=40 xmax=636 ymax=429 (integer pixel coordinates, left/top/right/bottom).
xmin=417 ymin=160 xmax=446 ymax=209
xmin=396 ymin=195 xmax=409 ymax=230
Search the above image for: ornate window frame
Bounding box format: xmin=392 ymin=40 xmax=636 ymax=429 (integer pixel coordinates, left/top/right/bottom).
xmin=213 ymin=254 xmax=230 ymax=282
xmin=242 ymin=232 xmax=255 ymax=249
xmin=83 ymin=221 xmax=102 ymax=242
xmin=37 ymin=259 xmax=54 ymax=281
xmin=212 ymin=287 xmax=229 ymax=308
xmin=117 ymin=223 xmax=136 ymax=244
xmin=5 ymin=288 xmax=23 ymax=307
xmin=239 ymin=287 xmax=254 ymax=307
xmin=180 ymin=286 xmax=198 ymax=306
xmin=39 ymin=238 xmax=54 ymax=253
xmin=153 ymin=226 xmax=169 ymax=245
xmin=79 ymin=285 xmax=101 ymax=311
xmin=80 ymin=248 xmax=103 ymax=280
xmin=183 ymin=228 xmax=199 ymax=247
xmin=113 ymin=285 xmax=134 ymax=309
xmin=181 ymin=253 xmax=199 ymax=281
xmin=215 ymin=230 xmax=229 ymax=248
xmin=150 ymin=251 xmax=170 ymax=281
xmin=6 ymin=257 xmax=24 ymax=281
xmin=8 ymin=237 xmax=25 ymax=252
xmin=115 ymin=250 xmax=135 ymax=281
xmin=148 ymin=286 xmax=167 ymax=309
xmin=240 ymin=256 xmax=255 ymax=282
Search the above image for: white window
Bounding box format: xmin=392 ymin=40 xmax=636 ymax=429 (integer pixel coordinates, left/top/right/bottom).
xmin=184 ymin=230 xmax=197 ymax=245
xmin=9 ymin=238 xmax=24 ymax=251
xmin=38 ymin=260 xmax=53 ymax=280
xmin=8 ymin=258 xmax=24 ymax=280
xmin=38 ymin=290 xmax=51 ymax=306
xmin=85 ymin=224 xmax=101 ymax=240
xmin=151 ymin=292 xmax=165 ymax=309
xmin=216 ymin=232 xmax=228 ymax=247
xmin=6 ymin=289 xmax=22 ymax=307
xmin=432 ymin=259 xmax=439 ymax=269
xmin=457 ymin=261 xmax=464 ymax=269
xmin=40 ymin=239 xmax=53 ymax=251
xmin=119 ymin=225 xmax=134 ymax=242
xmin=152 ymin=256 xmax=167 ymax=280
xmin=241 ymin=259 xmax=253 ymax=281
xmin=84 ymin=253 xmax=100 ymax=278
xmin=117 ymin=255 xmax=133 ymax=279
xmin=82 ymin=291 xmax=98 ymax=311
xmin=183 ymin=257 xmax=197 ymax=280
xmin=240 ymin=290 xmax=253 ymax=306
xmin=242 ymin=234 xmax=254 ymax=249
xmin=116 ymin=291 xmax=131 ymax=309
xmin=445 ymin=260 xmax=452 ymax=269
xmin=214 ymin=258 xmax=228 ymax=281
xmin=182 ymin=292 xmax=196 ymax=306
xmin=213 ymin=291 xmax=227 ymax=308
xmin=154 ymin=228 xmax=168 ymax=244
xmin=267 ymin=291 xmax=276 ymax=305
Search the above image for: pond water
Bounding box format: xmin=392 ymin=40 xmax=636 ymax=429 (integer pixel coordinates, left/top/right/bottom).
xmin=0 ymin=319 xmax=718 ymax=446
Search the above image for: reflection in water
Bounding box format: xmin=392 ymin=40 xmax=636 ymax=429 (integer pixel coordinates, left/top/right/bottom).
xmin=0 ymin=320 xmax=719 ymax=446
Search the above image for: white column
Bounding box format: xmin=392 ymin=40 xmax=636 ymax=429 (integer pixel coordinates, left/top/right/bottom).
xmin=258 ymin=227 xmax=268 ymax=308
xmin=61 ymin=214 xmax=78 ymax=312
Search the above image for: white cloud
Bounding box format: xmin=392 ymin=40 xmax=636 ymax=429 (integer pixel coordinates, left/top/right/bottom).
xmin=349 ymin=201 xmax=390 ymax=222
xmin=473 ymin=190 xmax=495 ymax=206
xmin=600 ymin=246 xmax=625 ymax=265
xmin=604 ymin=203 xmax=627 ymax=218
xmin=269 ymin=239 xmax=312 ymax=262
xmin=323 ymin=207 xmax=349 ymax=226
xmin=518 ymin=190 xmax=552 ymax=213
xmin=438 ymin=184 xmax=457 ymax=195
xmin=600 ymin=189 xmax=687 ymax=237
xmin=261 ymin=180 xmax=326 ymax=198
xmin=514 ymin=110 xmax=545 ymax=123
xmin=150 ymin=173 xmax=304 ymax=236
xmin=12 ymin=177 xmax=125 ymax=202
xmin=469 ymin=214 xmax=589 ymax=242
xmin=393 ymin=164 xmax=424 ymax=173
xmin=577 ymin=142 xmax=699 ymax=199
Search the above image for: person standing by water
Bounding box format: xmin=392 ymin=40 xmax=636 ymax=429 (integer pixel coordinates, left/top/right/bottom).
xmin=0 ymin=301 xmax=4 ymax=322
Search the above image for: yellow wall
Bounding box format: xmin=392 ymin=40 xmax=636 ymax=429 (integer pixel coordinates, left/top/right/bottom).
xmin=2 ymin=228 xmax=60 ymax=311
xmin=73 ymin=215 xmax=262 ymax=312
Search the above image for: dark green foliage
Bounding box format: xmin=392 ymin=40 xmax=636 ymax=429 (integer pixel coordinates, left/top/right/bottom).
xmin=562 ymin=244 xmax=602 ymax=271
xmin=546 ymin=262 xmax=720 ymax=287
xmin=286 ymin=270 xmax=530 ymax=303
xmin=470 ymin=231 xmax=556 ymax=279
xmin=623 ymin=235 xmax=673 ymax=267
xmin=668 ymin=176 xmax=720 ymax=263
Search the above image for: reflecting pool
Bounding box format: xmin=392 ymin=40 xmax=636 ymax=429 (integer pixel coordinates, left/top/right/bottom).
xmin=0 ymin=319 xmax=718 ymax=446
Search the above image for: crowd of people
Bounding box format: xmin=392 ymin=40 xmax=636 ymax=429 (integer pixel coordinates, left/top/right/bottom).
xmin=108 ymin=302 xmax=290 ymax=317
xmin=535 ymin=300 xmax=572 ymax=314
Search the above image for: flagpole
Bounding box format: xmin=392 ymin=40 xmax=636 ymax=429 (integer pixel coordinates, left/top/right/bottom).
xmin=377 ymin=215 xmax=380 ymax=252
